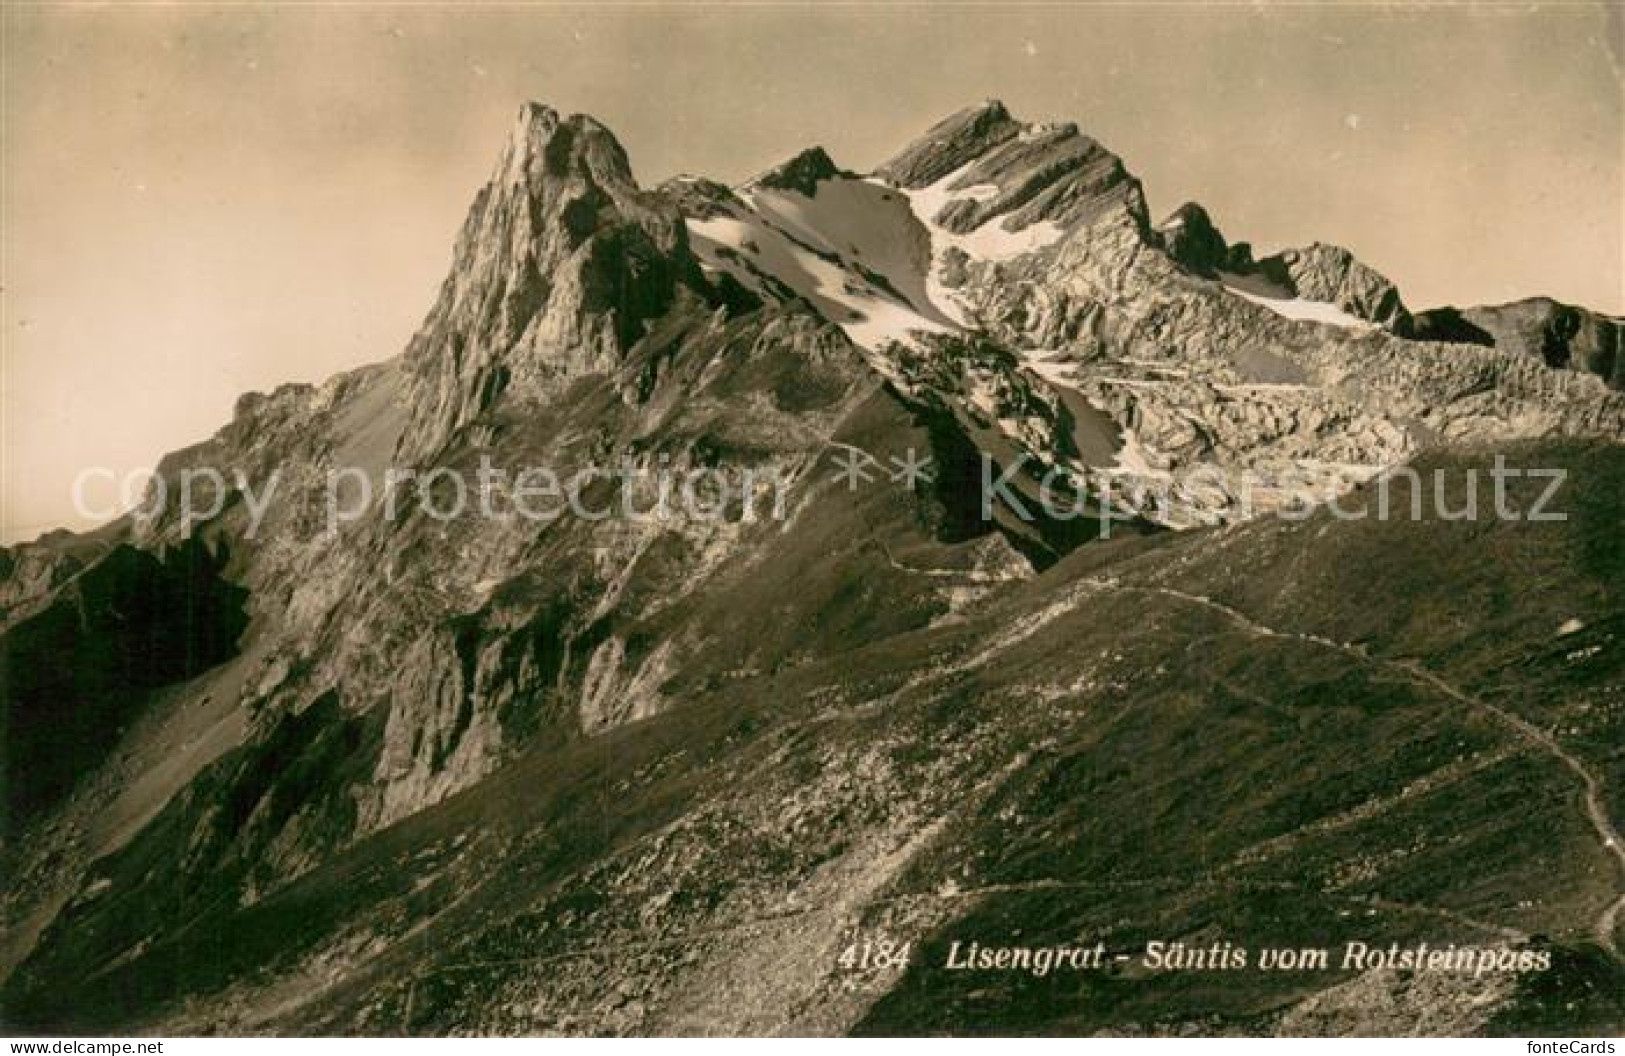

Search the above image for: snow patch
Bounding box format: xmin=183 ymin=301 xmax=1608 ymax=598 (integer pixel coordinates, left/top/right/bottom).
xmin=902 ymin=165 xmax=1066 ymax=263
xmin=684 ymin=178 xmax=955 ymax=354
xmin=685 ymin=166 xmax=1063 ymax=350
xmin=1108 ymin=429 xmax=1172 ymax=481
xmin=893 ymin=165 xmax=1067 ymax=324
xmin=1219 ymin=273 xmax=1372 ymax=330
xmin=951 ymin=182 xmax=1001 ymax=203
xmin=1021 ymin=348 xmax=1080 ymax=388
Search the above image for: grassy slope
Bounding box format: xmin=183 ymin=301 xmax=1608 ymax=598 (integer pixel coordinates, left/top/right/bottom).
xmin=2 ymin=441 xmax=1621 ymax=1036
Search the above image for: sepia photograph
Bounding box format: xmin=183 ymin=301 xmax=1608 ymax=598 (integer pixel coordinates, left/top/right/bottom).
xmin=1 ymin=0 xmax=1623 ymax=1043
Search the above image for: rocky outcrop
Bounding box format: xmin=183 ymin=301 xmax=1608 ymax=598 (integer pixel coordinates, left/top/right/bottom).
xmin=874 ymin=99 xmax=1022 ymax=188
xmin=9 ymin=442 xmax=1625 ymax=1035
xmin=399 ymin=103 xmax=704 ymax=462
xmin=1257 ymin=242 xmax=1411 ymax=329
xmin=5 ymin=98 xmax=1624 ymax=1037
xmin=868 ymin=104 xmax=1621 ymax=522
xmin=0 ymin=538 xmax=247 ymax=836
xmin=663 ymin=100 xmax=1625 ymax=525
xmin=654 ymin=176 xmax=741 ymax=220
xmin=749 ymin=146 xmax=848 ymax=196
xmin=1405 ymin=297 xmax=1623 ymax=390
xmin=1156 ymin=202 xmax=1239 ymax=276
xmin=879 ymin=101 xmax=1149 ymax=235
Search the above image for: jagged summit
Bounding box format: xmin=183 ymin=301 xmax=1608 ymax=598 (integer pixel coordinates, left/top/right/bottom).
xmin=875 ymin=99 xmax=1020 ymax=187
xmin=6 ymin=95 xmax=1625 ymax=1037
xmin=875 ymin=100 xmax=1148 ymax=236
xmin=747 ymin=145 xmax=848 ymax=196
xmin=1157 ymin=202 xmax=1251 ymax=276
xmin=671 ymin=101 xmax=1144 ymax=357
xmin=400 ymin=100 xmax=698 ymax=460
xmin=496 ymin=102 xmax=639 ymax=190
xmin=1404 ymin=296 xmax=1624 ymax=387
xmin=1152 ymin=198 xmax=1409 ymax=329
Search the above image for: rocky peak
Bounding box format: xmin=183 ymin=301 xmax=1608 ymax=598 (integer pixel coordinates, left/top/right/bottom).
xmin=1152 ymin=198 xmax=1410 ymax=330
xmin=1256 ymin=242 xmax=1411 ymax=330
xmin=748 ymin=146 xmax=848 ymax=196
xmin=1155 ymin=201 xmax=1264 ymax=274
xmin=654 ymin=175 xmax=740 ymax=219
xmin=495 ymin=102 xmax=632 ymax=190
xmin=1404 ymin=297 xmax=1623 ymax=389
xmin=1156 ymin=202 xmax=1240 ymax=276
xmin=400 ymin=102 xmax=698 ymax=461
xmin=879 ymin=100 xmax=1149 ymax=237
xmin=10 ymin=96 xmax=1625 ymax=1037
xmin=874 ymin=99 xmax=1020 ymax=188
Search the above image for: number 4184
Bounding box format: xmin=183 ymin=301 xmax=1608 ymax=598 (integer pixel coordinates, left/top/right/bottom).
xmin=836 ymin=937 xmax=912 ymax=971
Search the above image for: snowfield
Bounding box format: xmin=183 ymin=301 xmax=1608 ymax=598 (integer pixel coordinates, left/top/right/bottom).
xmin=1219 ymin=272 xmax=1373 ymax=330
xmin=686 ymin=178 xmax=955 ymax=353
xmin=684 ymin=160 xmax=1069 ymax=352
xmin=897 ymin=164 xmax=1067 ymax=324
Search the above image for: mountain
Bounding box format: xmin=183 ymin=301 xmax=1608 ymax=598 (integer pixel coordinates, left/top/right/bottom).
xmin=1403 ymin=298 xmax=1623 ymax=390
xmin=2 ymin=100 xmax=1622 ymax=1036
xmin=669 ymin=100 xmax=1622 ymax=527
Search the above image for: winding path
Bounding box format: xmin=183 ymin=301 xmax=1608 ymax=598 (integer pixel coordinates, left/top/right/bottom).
xmin=1092 ymin=580 xmax=1625 ymax=958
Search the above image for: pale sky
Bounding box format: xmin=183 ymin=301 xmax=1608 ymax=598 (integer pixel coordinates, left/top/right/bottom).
xmin=3 ymin=2 xmax=1622 ymax=542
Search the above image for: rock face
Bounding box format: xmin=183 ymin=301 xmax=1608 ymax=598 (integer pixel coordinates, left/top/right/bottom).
xmin=1156 ymin=207 xmax=1408 ymax=327
xmin=1405 ymin=297 xmax=1624 ymax=390
xmin=877 ymin=100 xmax=1149 ymax=235
xmin=1 ymin=538 xmax=247 ymax=833
xmin=1255 ymin=242 xmax=1412 ymax=329
xmin=1156 ymin=202 xmax=1237 ymax=276
xmin=749 ymin=146 xmax=849 ymax=196
xmin=400 ymin=102 xmax=702 ymax=462
xmin=2 ymin=100 xmax=1623 ymax=1036
xmin=672 ymin=100 xmax=1625 ymax=525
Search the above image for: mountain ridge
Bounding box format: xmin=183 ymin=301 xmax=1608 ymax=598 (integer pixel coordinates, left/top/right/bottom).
xmin=2 ymin=98 xmax=1623 ymax=1036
